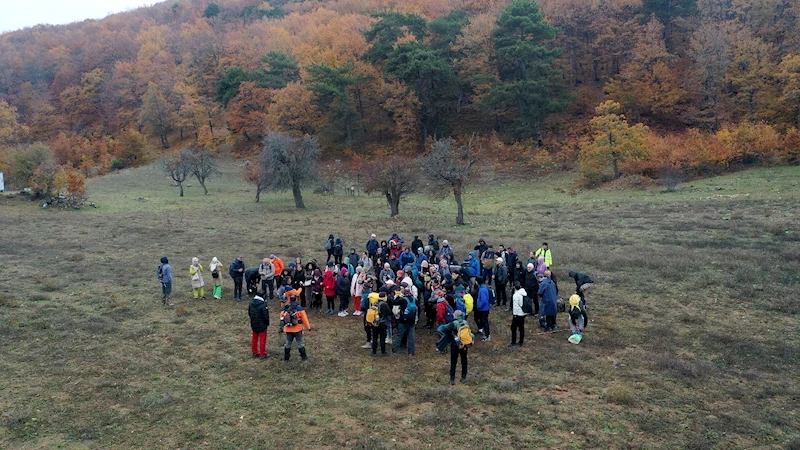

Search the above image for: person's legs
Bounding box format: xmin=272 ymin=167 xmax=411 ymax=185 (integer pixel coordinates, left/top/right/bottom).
xmin=379 ymin=325 xmax=387 ymax=354
xmin=474 ymin=311 xmax=484 ymax=332
xmin=327 ymin=250 xmax=333 ymax=263
xmin=407 ymin=325 xmax=415 ymax=355
xmin=199 ymin=286 xmax=205 ymax=298
xmin=510 ymin=316 xmax=519 ymax=345
xmin=460 ymin=348 xmax=468 ymax=381
xmin=284 ymin=332 xmax=295 ymax=360
xmin=354 ymin=295 xmax=361 ymax=313
xmin=161 ymin=283 xmax=168 ymax=304
xmin=234 ymin=277 xmax=243 ymax=300
xmin=251 ymin=331 xmax=259 ymax=356
xmin=546 ymin=315 xmax=556 ymax=329
xmin=519 ymin=317 xmax=526 ymax=345
xmin=496 ymin=282 xmax=507 ymax=305
xmin=393 ymin=323 xmax=407 ymax=353
xmin=371 ymin=325 xmax=379 ymax=355
xmin=338 ymin=294 xmax=349 ymax=313
xmin=295 ymin=332 xmax=307 ymax=360
xmin=256 ymin=330 xmax=267 ymax=357
xmin=483 ymin=311 xmax=491 ymax=338
xmin=449 ymin=345 xmax=458 ymax=383
xmin=261 ymin=279 xmax=268 ymax=296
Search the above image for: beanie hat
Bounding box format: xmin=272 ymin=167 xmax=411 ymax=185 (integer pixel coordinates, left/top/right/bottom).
xmin=454 ymin=310 xmax=464 ymax=318
xmin=527 ymin=263 xmax=534 ymax=269
xmin=340 ymin=267 xmax=348 ymax=275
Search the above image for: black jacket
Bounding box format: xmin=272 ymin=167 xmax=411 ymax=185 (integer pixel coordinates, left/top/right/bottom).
xmin=230 ymin=259 xmax=245 ymax=278
xmin=388 ymin=258 xmax=402 ymax=273
xmin=248 ymin=298 xmax=269 ymax=332
xmin=523 ymin=270 xmax=539 ymax=293
xmin=335 ymin=274 xmax=351 ymax=295
xmin=411 ymin=238 xmax=424 ymax=253
xmin=569 ymin=271 xmax=593 ymax=288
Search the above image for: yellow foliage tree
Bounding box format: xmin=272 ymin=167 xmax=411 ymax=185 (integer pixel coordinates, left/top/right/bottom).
xmin=580 ymin=100 xmax=650 ymax=183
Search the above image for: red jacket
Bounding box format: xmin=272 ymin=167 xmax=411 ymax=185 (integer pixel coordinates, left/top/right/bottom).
xmin=322 ymin=270 xmax=336 ymax=297
xmin=436 ymin=300 xmax=448 ymax=325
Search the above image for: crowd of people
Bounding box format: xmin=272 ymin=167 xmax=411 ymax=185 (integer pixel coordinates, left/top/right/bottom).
xmin=155 ymin=233 xmax=595 ymax=384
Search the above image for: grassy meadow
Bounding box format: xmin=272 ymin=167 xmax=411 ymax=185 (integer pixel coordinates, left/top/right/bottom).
xmin=1 ymin=161 xmax=799 ymax=449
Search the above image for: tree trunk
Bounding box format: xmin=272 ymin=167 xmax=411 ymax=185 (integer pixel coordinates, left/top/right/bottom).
xmin=454 ymin=185 xmax=465 ymax=226
xmin=178 ymin=181 xmax=184 ymax=197
xmin=292 ymin=182 xmax=305 ymax=209
xmin=612 ymin=155 xmax=620 ymax=179
xmin=255 ymin=183 xmax=262 ymax=203
xmin=199 ymin=179 xmax=208 ymax=195
xmin=390 ymin=196 xmax=399 ymax=217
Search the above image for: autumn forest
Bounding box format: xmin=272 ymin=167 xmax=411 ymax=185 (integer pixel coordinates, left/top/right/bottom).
xmin=1 ymin=0 xmax=799 ymax=195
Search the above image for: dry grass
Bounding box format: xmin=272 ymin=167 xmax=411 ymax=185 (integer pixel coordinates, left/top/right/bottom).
xmin=0 ymin=161 xmax=798 ymax=449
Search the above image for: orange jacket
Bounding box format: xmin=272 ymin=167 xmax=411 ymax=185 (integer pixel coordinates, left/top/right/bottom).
xmin=271 ymin=257 xmax=285 ymax=276
xmin=282 ymin=307 xmax=311 ymax=333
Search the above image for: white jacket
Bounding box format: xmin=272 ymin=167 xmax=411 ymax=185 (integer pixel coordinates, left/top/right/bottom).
xmin=512 ymin=288 xmax=528 ymax=316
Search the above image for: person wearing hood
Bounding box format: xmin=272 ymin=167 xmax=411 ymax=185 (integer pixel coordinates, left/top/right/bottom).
xmin=509 ymin=281 xmax=528 ymax=347
xmin=437 ymin=310 xmax=470 ymax=385
xmin=388 ymin=232 xmax=405 ymax=244
xmin=248 ymin=294 xmax=270 ymax=359
xmin=209 ymin=257 xmax=223 ymax=299
xmin=474 ymin=238 xmax=488 ymax=257
xmin=475 ymin=277 xmax=492 ymax=341
xmin=538 ymin=271 xmax=558 ymax=331
xmin=388 ymin=253 xmax=402 ymax=273
xmin=322 ymin=268 xmax=336 ymax=314
xmin=523 ymin=263 xmax=540 ymax=314
xmin=311 ymin=268 xmax=323 ymax=309
xmin=290 ymin=261 xmax=305 ymax=291
xmin=189 ymin=257 xmax=205 ymax=299
xmin=567 ymin=294 xmax=588 ymax=336
xmin=336 ymin=267 xmax=351 ymax=316
xmin=333 ymin=237 xmax=345 ymax=265
xmin=347 ymin=247 xmax=360 ymax=269
xmin=411 ymin=235 xmax=424 ymax=255
xmin=427 ymin=234 xmax=440 ymax=252
xmin=229 ymin=256 xmax=245 ymax=301
xmin=536 ymin=256 xmax=548 ymax=275
xmin=157 ymin=256 xmax=173 ymax=306
xmin=366 ymin=234 xmax=380 ymax=262
xmin=437 ymin=240 xmax=454 ymax=263
xmin=259 ymin=258 xmax=276 ymax=300
xmin=282 ymin=295 xmax=311 ymax=362
xmin=493 ymin=257 xmax=509 ymax=307
xmin=465 ymin=251 xmax=481 ymax=279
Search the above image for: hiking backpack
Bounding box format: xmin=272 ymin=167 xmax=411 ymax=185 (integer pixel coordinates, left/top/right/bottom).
xmin=325 ymin=239 xmax=333 ymax=250
xmin=157 ymin=264 xmax=163 ymax=280
xmin=280 ymin=307 xmax=299 ymax=328
xmin=444 ymin=304 xmax=455 ymax=322
xmin=404 ymin=301 xmax=417 ymax=321
xmin=366 ymin=303 xmax=381 ymax=326
xmin=521 ymin=295 xmax=533 ymax=315
xmin=455 ymin=322 xmax=474 ymax=349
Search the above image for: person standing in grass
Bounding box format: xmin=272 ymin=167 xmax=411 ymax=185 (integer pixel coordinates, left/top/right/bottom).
xmin=351 ymin=266 xmax=365 ymax=316
xmin=209 ymin=257 xmax=223 ymax=299
xmin=323 ymin=266 xmax=336 ymax=314
xmin=392 ymin=288 xmax=417 ymax=355
xmin=229 ymin=256 xmax=245 ymax=301
xmin=259 ymin=257 xmax=275 ymax=300
xmin=534 ymin=243 xmax=552 ymax=268
xmin=493 ymin=257 xmax=509 ymax=308
xmin=336 ymin=267 xmax=351 ymax=316
xmin=248 ymin=294 xmax=270 ymax=359
xmin=509 ymin=281 xmax=528 ymax=347
xmin=189 ymin=257 xmax=205 ymax=299
xmin=311 ymin=268 xmax=323 ymax=309
xmin=538 ymin=271 xmax=558 ymax=331
xmin=333 ymin=237 xmax=345 ymax=266
xmin=325 ymin=234 xmax=335 ymax=263
xmin=366 ymin=233 xmax=379 ymax=264
xmin=475 ymin=277 xmax=492 ymax=341
xmin=282 ymin=295 xmax=311 ymax=362
xmin=157 ymin=256 xmax=173 ymax=306
xmin=368 ymin=293 xmax=392 ymax=356
xmin=438 ymin=310 xmax=471 ymax=385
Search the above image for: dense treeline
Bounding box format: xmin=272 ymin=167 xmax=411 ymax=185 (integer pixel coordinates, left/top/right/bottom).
xmin=0 ymin=0 xmax=799 ymax=188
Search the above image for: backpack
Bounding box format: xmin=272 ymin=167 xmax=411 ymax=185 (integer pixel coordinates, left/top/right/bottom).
xmin=366 ymin=303 xmax=381 ymax=326
xmin=280 ymin=306 xmax=299 ymax=328
xmin=325 ymin=240 xmax=332 ymax=250
xmin=403 ymin=301 xmax=417 ymax=321
xmin=455 ymin=322 xmax=474 ymax=349
xmin=444 ymin=304 xmax=455 ymax=322
xmin=463 ymin=294 xmax=474 ymax=315
xmin=157 ymin=264 xmax=163 ymax=280
xmin=521 ymin=295 xmax=533 ymax=315
xmin=229 ymin=263 xmax=236 ymax=278
xmin=487 ymin=288 xmax=496 ymax=305
xmin=455 ymin=299 xmax=466 ymax=314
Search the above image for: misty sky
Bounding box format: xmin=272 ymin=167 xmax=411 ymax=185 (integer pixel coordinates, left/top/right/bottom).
xmin=2 ymin=0 xmax=155 ymax=33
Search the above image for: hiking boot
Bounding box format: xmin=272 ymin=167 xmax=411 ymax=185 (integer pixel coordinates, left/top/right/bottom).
xmin=299 ymin=348 xmax=308 ymax=361
xmin=518 ymin=342 xmax=524 ymax=347
xmin=460 ymin=377 xmax=467 ymax=383
xmin=252 ymin=354 xmax=259 ymax=358
xmin=370 ymin=352 xmax=377 ymax=357
xmin=284 ymin=348 xmax=291 ymax=362
xmin=450 ymin=378 xmax=455 ymax=386
xmin=508 ymin=343 xmax=517 ymax=348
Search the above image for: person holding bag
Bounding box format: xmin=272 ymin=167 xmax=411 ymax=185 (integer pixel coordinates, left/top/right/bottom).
xmin=189 ymin=257 xmax=205 ymax=299
xmin=209 ymin=257 xmax=222 ymax=299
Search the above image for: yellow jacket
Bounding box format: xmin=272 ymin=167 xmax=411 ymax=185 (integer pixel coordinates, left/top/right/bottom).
xmin=535 ymin=247 xmax=552 ymax=268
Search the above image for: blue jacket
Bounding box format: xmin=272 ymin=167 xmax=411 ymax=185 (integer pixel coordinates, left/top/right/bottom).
xmin=158 ymin=263 xmax=173 ymax=282
xmin=399 ymin=251 xmax=415 ymax=267
xmin=229 ymin=258 xmax=244 ymax=278
xmin=466 ymin=251 xmax=480 ymax=278
xmin=414 ymin=254 xmax=427 ymax=270
xmin=366 ymin=239 xmax=379 ymax=255
xmin=477 ymin=284 xmax=490 ymax=311
xmin=538 ymin=278 xmax=558 ymax=316
xmin=335 ymin=274 xmax=351 ymax=295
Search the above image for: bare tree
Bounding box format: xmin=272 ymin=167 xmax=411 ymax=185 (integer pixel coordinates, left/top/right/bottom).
xmin=417 ymin=136 xmax=478 ymax=225
xmin=259 ymin=132 xmax=320 ymax=208
xmin=183 ymin=147 xmax=220 ymax=195
xmin=362 ymin=154 xmax=419 ymax=217
xmin=163 ymin=152 xmax=190 ymax=197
